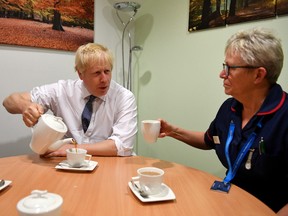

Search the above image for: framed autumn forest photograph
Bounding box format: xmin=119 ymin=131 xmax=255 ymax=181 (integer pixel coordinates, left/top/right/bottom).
xmin=0 ymin=0 xmax=94 ymax=51
xmin=189 ymin=0 xmax=288 ymax=32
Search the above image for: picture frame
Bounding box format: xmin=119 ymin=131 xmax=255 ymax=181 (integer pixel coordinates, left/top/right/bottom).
xmin=189 ymin=0 xmax=288 ymax=32
xmin=0 ymin=0 xmax=94 ymax=51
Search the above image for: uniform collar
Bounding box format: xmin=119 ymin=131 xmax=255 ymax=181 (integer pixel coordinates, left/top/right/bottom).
xmin=231 ymin=84 xmax=286 ymax=116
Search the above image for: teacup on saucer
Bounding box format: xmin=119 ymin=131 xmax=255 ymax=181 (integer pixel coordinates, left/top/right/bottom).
xmin=66 ymin=148 xmax=91 ymax=168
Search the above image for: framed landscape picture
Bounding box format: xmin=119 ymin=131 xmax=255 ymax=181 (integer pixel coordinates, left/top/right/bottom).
xmin=188 ymin=0 xmax=226 ymax=32
xmin=189 ymin=0 xmax=287 ymax=32
xmin=0 ymin=0 xmax=94 ymax=51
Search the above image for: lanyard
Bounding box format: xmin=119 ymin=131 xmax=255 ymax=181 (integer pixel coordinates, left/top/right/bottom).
xmin=223 ymin=118 xmax=263 ymax=184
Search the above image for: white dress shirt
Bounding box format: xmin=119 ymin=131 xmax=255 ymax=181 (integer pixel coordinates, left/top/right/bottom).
xmin=30 ymin=79 xmax=137 ymax=156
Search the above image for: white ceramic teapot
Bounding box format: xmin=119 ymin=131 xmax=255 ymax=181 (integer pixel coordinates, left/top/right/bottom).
xmin=29 ymin=114 xmax=73 ymax=154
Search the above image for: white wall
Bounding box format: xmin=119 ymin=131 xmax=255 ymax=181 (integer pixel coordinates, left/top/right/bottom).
xmin=0 ymin=0 xmax=124 ymax=157
xmin=135 ymin=0 xmax=288 ymax=177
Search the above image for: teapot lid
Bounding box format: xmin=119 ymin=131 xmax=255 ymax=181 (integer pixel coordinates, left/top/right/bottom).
xmin=42 ymin=114 xmax=67 ymax=133
xmin=17 ymin=190 xmax=63 ymax=214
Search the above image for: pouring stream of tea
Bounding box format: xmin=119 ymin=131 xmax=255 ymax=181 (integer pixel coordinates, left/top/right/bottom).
xmin=72 ymin=139 xmax=78 ymax=153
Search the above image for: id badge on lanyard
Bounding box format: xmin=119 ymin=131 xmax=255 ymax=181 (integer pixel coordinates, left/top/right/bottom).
xmin=210 ymin=118 xmax=263 ymax=193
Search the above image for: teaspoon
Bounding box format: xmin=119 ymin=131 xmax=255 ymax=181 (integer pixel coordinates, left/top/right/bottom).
xmin=130 ymin=180 xmax=149 ymax=198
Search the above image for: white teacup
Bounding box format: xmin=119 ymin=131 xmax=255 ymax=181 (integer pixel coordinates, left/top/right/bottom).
xmin=133 ymin=167 xmax=164 ymax=195
xmin=141 ymin=120 xmax=161 ymax=143
xmin=66 ymin=148 xmax=91 ymax=168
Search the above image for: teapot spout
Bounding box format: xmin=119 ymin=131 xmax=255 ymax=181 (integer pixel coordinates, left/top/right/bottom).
xmin=48 ymin=138 xmax=74 ymax=151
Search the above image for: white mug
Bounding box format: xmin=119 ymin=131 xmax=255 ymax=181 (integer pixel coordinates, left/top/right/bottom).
xmin=66 ymin=148 xmax=91 ymax=168
xmin=141 ymin=120 xmax=161 ymax=143
xmin=134 ymin=167 xmax=164 ymax=195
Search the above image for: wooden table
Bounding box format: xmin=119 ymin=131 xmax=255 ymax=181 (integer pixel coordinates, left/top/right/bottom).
xmin=0 ymin=155 xmax=276 ymax=216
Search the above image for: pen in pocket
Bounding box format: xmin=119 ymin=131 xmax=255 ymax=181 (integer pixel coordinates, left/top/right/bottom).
xmin=258 ymin=137 xmax=266 ymax=155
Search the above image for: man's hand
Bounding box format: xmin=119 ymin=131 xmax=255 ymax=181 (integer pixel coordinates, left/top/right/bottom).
xmin=22 ymin=103 xmax=44 ymax=127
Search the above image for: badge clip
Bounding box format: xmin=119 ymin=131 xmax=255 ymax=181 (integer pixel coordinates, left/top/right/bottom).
xmin=210 ymin=180 xmax=231 ymax=193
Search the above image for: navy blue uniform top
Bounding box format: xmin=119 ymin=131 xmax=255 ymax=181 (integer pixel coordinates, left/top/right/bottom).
xmin=204 ymin=84 xmax=288 ymax=212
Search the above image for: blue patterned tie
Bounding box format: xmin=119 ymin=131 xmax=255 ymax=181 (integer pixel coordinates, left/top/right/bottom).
xmin=82 ymin=95 xmax=95 ymax=133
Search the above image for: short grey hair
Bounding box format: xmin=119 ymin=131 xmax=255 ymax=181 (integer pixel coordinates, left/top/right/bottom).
xmin=225 ymin=28 xmax=284 ymax=84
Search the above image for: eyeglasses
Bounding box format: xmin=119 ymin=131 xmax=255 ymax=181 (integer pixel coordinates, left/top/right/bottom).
xmin=222 ymin=63 xmax=260 ymax=77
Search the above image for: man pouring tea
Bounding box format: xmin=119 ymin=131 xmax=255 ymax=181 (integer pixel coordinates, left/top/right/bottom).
xmin=3 ymin=43 xmax=137 ymax=157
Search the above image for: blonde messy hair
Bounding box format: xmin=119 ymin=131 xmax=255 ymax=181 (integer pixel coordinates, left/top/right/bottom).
xmin=75 ymin=43 xmax=114 ymax=73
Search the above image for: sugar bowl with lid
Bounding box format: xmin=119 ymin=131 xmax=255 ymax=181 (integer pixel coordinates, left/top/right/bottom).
xmin=17 ymin=190 xmax=63 ymax=216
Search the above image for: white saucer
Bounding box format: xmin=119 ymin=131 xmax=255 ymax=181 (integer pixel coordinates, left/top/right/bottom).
xmin=0 ymin=180 xmax=12 ymax=191
xmin=128 ymin=181 xmax=176 ymax=202
xmin=55 ymin=160 xmax=98 ymax=171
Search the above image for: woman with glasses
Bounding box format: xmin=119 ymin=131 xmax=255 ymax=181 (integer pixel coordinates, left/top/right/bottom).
xmin=159 ymin=28 xmax=288 ymax=215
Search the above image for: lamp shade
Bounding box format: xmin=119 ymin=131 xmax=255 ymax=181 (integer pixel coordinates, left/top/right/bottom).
xmin=112 ymin=0 xmax=143 ymax=7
